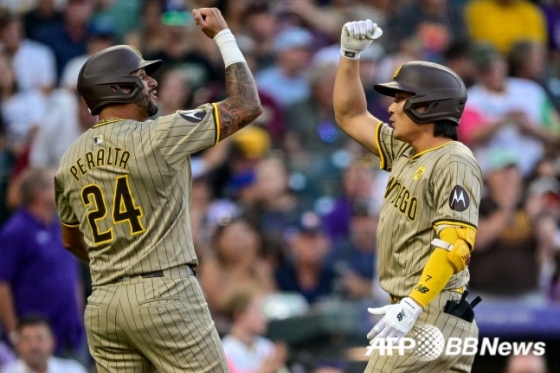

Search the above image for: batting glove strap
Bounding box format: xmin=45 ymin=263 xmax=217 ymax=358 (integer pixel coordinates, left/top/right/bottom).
xmin=367 ymin=297 xmax=423 ymax=342
xmin=340 ymin=20 xmax=378 ymax=60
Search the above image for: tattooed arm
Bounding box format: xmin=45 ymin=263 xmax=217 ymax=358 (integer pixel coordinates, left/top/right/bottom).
xmin=192 ymin=8 xmax=262 ymax=141
xmin=216 ymin=62 xmax=262 ymax=140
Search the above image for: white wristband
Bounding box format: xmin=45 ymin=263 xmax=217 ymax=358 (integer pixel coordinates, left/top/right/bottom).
xmin=214 ymin=29 xmax=246 ymax=68
xmin=340 ymin=48 xmax=361 ymax=60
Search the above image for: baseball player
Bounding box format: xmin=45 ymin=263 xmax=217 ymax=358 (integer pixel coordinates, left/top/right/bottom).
xmin=55 ymin=8 xmax=261 ymax=373
xmin=333 ymin=21 xmax=482 ymax=372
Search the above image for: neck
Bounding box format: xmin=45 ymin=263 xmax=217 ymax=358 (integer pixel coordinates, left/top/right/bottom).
xmin=230 ymin=324 xmax=255 ymax=347
xmin=27 ymin=204 xmax=54 ymax=225
xmin=27 ymin=361 xmax=48 ymax=373
xmin=99 ymin=104 xmax=147 ymax=122
xmin=409 ymin=129 xmax=451 ymax=154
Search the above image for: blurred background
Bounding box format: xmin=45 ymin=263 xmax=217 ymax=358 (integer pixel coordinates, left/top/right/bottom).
xmin=0 ymin=0 xmax=559 ymax=372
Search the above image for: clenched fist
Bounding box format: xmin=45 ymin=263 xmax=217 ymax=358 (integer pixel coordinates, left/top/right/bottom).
xmin=192 ymin=8 xmax=228 ymax=39
xmin=340 ymin=20 xmax=382 ymax=60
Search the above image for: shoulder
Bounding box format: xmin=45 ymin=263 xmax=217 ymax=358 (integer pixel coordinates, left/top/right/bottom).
xmin=434 ymin=142 xmax=481 ymax=174
xmin=0 ymin=211 xmax=29 ymax=238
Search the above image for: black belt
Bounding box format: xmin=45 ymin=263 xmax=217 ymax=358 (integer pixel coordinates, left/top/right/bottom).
xmin=117 ymin=265 xmax=195 ymax=282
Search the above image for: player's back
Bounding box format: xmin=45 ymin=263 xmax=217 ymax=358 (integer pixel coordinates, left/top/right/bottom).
xmin=56 ymin=108 xmax=218 ymax=285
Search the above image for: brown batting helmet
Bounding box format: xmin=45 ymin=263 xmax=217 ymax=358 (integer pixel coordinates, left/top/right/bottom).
xmin=374 ymin=61 xmax=467 ymax=124
xmin=77 ymin=45 xmax=162 ymax=115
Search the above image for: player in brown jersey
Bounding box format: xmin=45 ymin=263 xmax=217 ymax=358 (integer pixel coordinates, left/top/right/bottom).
xmin=55 ymin=8 xmax=262 ymax=373
xmin=334 ymin=20 xmax=482 ymax=372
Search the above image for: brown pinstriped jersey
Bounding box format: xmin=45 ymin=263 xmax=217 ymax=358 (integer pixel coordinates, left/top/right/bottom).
xmin=374 ymin=122 xmax=482 ymax=297
xmin=55 ymin=104 xmax=220 ymax=286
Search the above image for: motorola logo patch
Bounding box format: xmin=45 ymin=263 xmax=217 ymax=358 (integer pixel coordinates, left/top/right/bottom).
xmin=179 ymin=109 xmax=205 ymax=123
xmin=449 ymin=185 xmax=469 ymax=212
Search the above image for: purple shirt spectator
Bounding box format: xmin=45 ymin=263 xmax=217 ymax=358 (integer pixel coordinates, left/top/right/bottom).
xmin=0 ymin=208 xmax=84 ymax=355
xmin=542 ymin=3 xmax=560 ymax=52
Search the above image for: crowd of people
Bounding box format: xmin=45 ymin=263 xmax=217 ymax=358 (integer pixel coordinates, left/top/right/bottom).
xmin=0 ymin=0 xmax=558 ymax=372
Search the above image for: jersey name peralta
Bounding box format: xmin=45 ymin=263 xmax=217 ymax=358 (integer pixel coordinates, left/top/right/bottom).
xmin=374 ymin=122 xmax=482 ymax=297
xmin=55 ymin=104 xmax=219 ymax=285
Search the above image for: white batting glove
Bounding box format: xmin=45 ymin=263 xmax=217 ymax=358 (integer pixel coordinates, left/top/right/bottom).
xmin=367 ymin=297 xmax=423 ymax=344
xmin=340 ymin=20 xmax=383 ymax=60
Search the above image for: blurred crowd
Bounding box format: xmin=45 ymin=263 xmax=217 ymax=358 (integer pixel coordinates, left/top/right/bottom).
xmin=0 ymin=0 xmax=559 ymax=371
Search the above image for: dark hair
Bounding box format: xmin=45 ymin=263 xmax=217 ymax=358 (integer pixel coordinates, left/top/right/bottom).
xmin=508 ymin=40 xmax=534 ymax=77
xmin=17 ymin=314 xmax=52 ymax=333
xmin=19 ymin=168 xmax=52 ymax=206
xmin=434 ymin=120 xmax=458 ymax=141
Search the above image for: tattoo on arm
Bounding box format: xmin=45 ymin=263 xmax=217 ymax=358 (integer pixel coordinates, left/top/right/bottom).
xmin=217 ymin=62 xmax=261 ymax=140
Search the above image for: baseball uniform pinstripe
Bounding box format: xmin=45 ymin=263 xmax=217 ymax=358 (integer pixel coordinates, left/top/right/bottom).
xmin=365 ymin=121 xmax=482 ymax=373
xmin=55 ymin=104 xmax=228 ymax=372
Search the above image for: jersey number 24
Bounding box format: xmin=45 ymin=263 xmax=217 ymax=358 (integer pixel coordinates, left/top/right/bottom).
xmin=81 ymin=175 xmax=146 ymax=245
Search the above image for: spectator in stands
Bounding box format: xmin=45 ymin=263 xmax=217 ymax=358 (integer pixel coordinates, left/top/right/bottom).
xmin=327 ymin=201 xmax=380 ymax=300
xmin=323 ymin=162 xmax=376 ymax=241
xmin=28 ymin=19 xmax=114 ymax=169
xmin=22 ymin=0 xmax=64 ymax=42
xmin=285 ymin=62 xmax=352 ymax=202
xmin=509 ymin=40 xmax=560 ymax=111
xmin=389 ymin=0 xmax=466 ymax=61
xmin=465 ymin=0 xmax=547 ymax=54
xmin=124 ymin=0 xmax=165 ymax=56
xmin=256 ymin=27 xmax=313 ymax=108
xmin=468 ymin=148 xmax=549 ymax=305
xmin=443 ymin=39 xmax=476 ymax=88
xmin=154 ymin=68 xmax=193 ymax=116
xmin=0 ymin=12 xmax=56 ymax=94
xmin=0 ymin=53 xmax=46 ymax=159
xmin=247 ymin=154 xmax=302 ymax=242
xmin=221 ymin=284 xmax=287 ymax=373
xmin=275 ymin=211 xmax=335 ymax=304
xmin=505 ymin=352 xmax=548 ymax=373
xmin=2 ymin=315 xmax=87 ymax=373
xmin=199 ymin=217 xmax=275 ymax=333
xmin=241 ymin=3 xmax=278 ymax=70
xmin=32 ymin=0 xmax=93 ymax=79
xmin=0 ymin=169 xmax=87 ymax=365
xmin=466 ymin=42 xmax=560 ymax=177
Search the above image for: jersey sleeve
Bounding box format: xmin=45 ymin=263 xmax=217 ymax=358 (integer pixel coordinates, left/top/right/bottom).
xmin=55 ymin=174 xmax=79 ymax=227
xmin=429 ymin=161 xmax=482 ymax=230
xmin=155 ymin=103 xmax=219 ymax=168
xmin=375 ymin=121 xmax=408 ymax=171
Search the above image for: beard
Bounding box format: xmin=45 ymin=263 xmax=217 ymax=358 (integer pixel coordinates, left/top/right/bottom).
xmin=133 ymin=90 xmax=158 ymax=117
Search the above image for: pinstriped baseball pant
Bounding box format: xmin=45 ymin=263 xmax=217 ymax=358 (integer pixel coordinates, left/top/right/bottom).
xmin=85 ymin=266 xmax=229 ymax=373
xmin=365 ymin=289 xmax=478 ymax=373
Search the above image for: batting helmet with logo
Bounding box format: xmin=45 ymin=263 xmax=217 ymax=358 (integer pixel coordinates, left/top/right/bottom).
xmin=77 ymin=45 xmax=162 ymax=115
xmin=374 ymin=61 xmax=467 ymax=124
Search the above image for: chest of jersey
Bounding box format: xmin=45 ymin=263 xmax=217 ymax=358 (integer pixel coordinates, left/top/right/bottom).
xmin=381 ymin=156 xmax=432 ymax=224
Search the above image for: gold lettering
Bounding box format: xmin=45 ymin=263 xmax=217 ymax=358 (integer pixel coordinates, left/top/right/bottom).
xmin=97 ymin=149 xmax=105 ymax=166
xmin=408 ymin=197 xmax=418 ymax=221
xmin=77 ymin=158 xmax=87 ymax=175
xmin=119 ymin=151 xmax=130 ymax=169
xmin=70 ymin=166 xmax=79 ymax=181
xmin=399 ymin=190 xmax=410 ymax=213
xmin=85 ymin=152 xmax=95 ymax=170
xmin=114 ymin=147 xmax=121 ymax=166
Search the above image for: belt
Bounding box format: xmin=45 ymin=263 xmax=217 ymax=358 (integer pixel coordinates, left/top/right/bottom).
xmin=117 ymin=264 xmax=195 ymax=282
xmin=389 ymin=287 xmax=464 ymax=304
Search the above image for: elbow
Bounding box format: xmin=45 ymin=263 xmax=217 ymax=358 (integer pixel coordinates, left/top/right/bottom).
xmin=244 ymin=101 xmax=263 ymax=124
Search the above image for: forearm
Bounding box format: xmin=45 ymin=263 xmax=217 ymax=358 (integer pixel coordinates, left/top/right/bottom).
xmin=409 ymin=249 xmax=454 ymax=308
xmin=333 ymin=58 xmax=368 ymax=125
xmin=64 ymin=242 xmax=89 ymax=263
xmin=469 ymin=120 xmax=504 ymax=144
xmin=61 ymin=225 xmax=89 ymax=263
xmin=218 ymin=62 xmax=262 ymax=140
xmin=0 ymin=283 xmax=18 ymax=335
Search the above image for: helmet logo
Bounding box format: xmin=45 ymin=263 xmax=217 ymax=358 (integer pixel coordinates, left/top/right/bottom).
xmin=393 ymin=64 xmax=403 ymax=79
xmin=128 ymin=45 xmax=142 ymax=56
